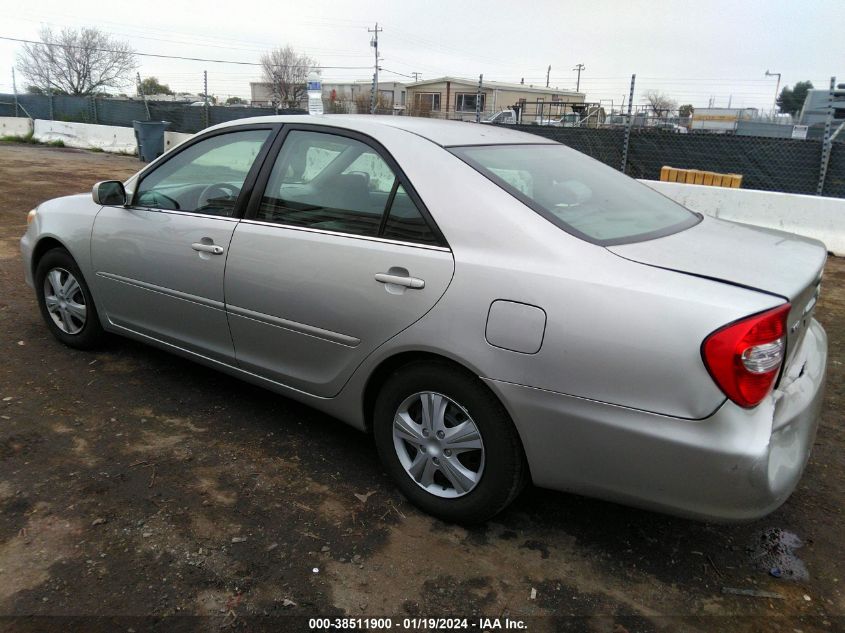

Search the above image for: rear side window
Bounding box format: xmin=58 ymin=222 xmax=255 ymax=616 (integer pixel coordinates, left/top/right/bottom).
xmin=257 ymin=130 xmax=440 ymax=245
xmin=450 ymin=144 xmax=700 ymax=245
xmin=382 ymin=185 xmax=439 ymax=245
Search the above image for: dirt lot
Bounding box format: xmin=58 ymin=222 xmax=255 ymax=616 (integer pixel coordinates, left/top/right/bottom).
xmin=0 ymin=142 xmax=843 ymax=632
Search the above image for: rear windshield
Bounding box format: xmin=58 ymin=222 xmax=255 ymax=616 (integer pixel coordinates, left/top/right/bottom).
xmin=450 ymin=144 xmax=700 ymax=245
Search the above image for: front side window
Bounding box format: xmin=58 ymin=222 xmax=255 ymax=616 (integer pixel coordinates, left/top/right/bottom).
xmin=455 ymin=93 xmax=485 ymax=112
xmin=135 ymin=129 xmax=271 ymax=216
xmin=257 ymin=130 xmax=440 ymax=245
xmin=451 ymin=144 xmax=700 ymax=245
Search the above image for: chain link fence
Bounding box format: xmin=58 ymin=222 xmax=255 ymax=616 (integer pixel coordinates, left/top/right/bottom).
xmin=2 ymin=93 xmax=843 ymax=198
xmin=508 ymin=125 xmax=845 ymax=198
xmin=0 ymin=93 xmax=305 ymax=134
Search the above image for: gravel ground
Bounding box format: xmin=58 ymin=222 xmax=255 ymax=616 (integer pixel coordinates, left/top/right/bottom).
xmin=0 ymin=142 xmax=843 ymax=633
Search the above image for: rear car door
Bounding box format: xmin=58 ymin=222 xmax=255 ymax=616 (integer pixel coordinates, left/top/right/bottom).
xmin=225 ymin=126 xmax=455 ymax=396
xmin=90 ymin=126 xmax=275 ymax=362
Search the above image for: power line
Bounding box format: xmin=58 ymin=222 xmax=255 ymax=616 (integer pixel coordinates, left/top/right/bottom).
xmin=5 ymin=15 xmax=373 ymax=58
xmin=380 ymin=67 xmax=416 ymax=79
xmin=0 ymin=35 xmax=374 ymax=69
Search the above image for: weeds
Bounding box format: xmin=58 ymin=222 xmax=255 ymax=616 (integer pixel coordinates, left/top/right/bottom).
xmin=0 ymin=131 xmax=36 ymax=143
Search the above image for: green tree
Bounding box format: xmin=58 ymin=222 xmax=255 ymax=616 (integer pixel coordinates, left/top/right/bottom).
xmin=776 ymin=81 xmax=814 ymax=116
xmin=139 ymin=76 xmax=173 ymax=96
xmin=678 ymin=104 xmax=694 ymax=118
xmin=225 ymin=96 xmax=247 ymax=105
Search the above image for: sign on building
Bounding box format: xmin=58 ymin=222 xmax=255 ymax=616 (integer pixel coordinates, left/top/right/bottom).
xmin=791 ymin=125 xmax=809 ymax=140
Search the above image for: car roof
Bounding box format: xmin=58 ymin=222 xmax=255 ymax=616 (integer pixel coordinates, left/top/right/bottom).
xmin=208 ymin=114 xmax=558 ymax=147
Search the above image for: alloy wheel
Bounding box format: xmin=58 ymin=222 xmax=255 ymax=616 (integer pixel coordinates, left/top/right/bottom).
xmin=43 ymin=267 xmax=87 ymax=335
xmin=392 ymin=391 xmax=485 ymax=498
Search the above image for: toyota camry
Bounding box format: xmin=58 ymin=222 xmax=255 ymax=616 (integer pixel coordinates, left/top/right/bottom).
xmin=20 ymin=116 xmax=828 ymax=523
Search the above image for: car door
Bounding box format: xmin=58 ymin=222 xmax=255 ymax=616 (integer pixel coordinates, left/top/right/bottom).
xmin=225 ymin=126 xmax=455 ymax=397
xmin=90 ymin=126 xmax=275 ymax=362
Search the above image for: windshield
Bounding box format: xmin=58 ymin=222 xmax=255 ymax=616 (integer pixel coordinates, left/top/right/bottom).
xmin=450 ymin=144 xmax=700 ymax=245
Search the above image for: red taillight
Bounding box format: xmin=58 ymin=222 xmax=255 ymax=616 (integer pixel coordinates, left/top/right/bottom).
xmin=702 ymin=304 xmax=790 ymax=408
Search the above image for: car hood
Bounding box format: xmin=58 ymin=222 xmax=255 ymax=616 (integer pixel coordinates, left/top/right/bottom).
xmin=607 ymin=215 xmax=826 ymax=302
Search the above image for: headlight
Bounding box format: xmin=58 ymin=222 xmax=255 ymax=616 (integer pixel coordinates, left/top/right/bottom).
xmin=26 ymin=209 xmax=37 ymax=225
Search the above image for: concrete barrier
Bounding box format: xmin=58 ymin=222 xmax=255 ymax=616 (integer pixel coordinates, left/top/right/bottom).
xmin=6 ymin=117 xmax=845 ymax=257
xmin=164 ymin=131 xmax=194 ymax=152
xmin=642 ymin=180 xmax=845 ymax=257
xmin=0 ymin=116 xmax=33 ymax=138
xmin=32 ymin=120 xmax=136 ymax=153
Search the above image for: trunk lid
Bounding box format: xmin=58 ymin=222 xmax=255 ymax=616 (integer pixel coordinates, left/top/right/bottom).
xmin=608 ymin=215 xmax=826 ymax=372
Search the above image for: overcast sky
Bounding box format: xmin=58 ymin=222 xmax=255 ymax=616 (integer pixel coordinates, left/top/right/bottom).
xmin=0 ymin=0 xmax=841 ymax=112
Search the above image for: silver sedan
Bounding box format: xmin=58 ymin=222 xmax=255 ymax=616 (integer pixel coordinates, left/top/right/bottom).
xmin=20 ymin=116 xmax=828 ymax=523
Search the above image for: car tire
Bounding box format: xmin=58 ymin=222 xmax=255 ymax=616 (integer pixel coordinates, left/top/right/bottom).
xmin=373 ymin=361 xmax=527 ymax=524
xmin=35 ymin=248 xmax=105 ymax=350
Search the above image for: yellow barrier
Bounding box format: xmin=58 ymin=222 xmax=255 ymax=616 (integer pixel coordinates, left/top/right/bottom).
xmin=660 ymin=166 xmax=742 ymax=188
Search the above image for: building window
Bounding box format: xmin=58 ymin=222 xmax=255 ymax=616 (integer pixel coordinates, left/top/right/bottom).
xmin=378 ymin=90 xmax=394 ymax=108
xmin=455 ymin=93 xmax=485 ymax=112
xmin=414 ymin=92 xmax=441 ymax=112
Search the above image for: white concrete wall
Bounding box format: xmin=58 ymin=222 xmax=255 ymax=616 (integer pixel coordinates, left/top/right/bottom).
xmin=0 ymin=116 xmax=33 ymax=138
xmin=6 ymin=117 xmax=845 ymax=256
xmin=164 ymin=131 xmax=194 ymax=152
xmin=642 ymin=180 xmax=845 ymax=257
xmin=32 ymin=120 xmax=137 ymax=153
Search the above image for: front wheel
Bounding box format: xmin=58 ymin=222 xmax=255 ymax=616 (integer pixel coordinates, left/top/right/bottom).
xmin=34 ymin=248 xmax=105 ymax=350
xmin=373 ymin=362 xmax=527 ymax=523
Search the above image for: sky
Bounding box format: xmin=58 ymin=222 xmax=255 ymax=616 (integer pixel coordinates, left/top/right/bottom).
xmin=0 ymin=0 xmax=842 ymax=113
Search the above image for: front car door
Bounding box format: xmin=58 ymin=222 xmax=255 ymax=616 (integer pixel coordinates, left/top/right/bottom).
xmin=90 ymin=126 xmax=275 ymax=362
xmin=225 ymin=126 xmax=455 ymax=396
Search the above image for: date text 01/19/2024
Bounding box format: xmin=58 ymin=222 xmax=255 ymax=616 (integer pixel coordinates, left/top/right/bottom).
xmin=308 ymin=617 xmax=528 ymax=630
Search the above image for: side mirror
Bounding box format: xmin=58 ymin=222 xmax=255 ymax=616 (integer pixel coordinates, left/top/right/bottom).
xmin=92 ymin=180 xmax=127 ymax=206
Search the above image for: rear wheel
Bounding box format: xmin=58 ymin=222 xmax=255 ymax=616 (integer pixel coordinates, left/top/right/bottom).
xmin=35 ymin=248 xmax=105 ymax=349
xmin=373 ymin=361 xmax=527 ymax=523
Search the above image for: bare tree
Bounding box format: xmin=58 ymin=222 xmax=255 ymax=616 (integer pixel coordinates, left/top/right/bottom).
xmin=259 ymin=46 xmax=318 ymax=108
xmin=643 ymin=90 xmax=677 ymax=118
xmin=17 ymin=27 xmax=137 ymax=95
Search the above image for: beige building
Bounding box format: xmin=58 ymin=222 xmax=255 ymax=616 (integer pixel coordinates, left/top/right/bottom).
xmin=250 ymin=80 xmax=406 ymax=113
xmin=405 ymin=76 xmax=585 ymax=121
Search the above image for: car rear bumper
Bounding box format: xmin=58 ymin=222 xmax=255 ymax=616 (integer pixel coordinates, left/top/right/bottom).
xmin=484 ymin=318 xmax=827 ymax=522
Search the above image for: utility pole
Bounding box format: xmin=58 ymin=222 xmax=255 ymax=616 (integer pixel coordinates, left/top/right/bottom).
xmin=620 ymin=73 xmax=636 ymax=173
xmin=546 ymin=65 xmax=551 ymax=88
xmin=765 ymin=69 xmax=781 ymax=117
xmin=817 ymin=76 xmax=837 ymax=195
xmin=475 ymin=74 xmax=483 ymax=123
xmin=137 ymin=71 xmax=151 ymax=120
xmin=46 ymin=62 xmax=53 ymax=120
xmin=11 ymin=67 xmax=18 ymax=117
xmin=573 ymin=63 xmax=585 ymax=92
xmin=411 ymin=72 xmax=421 ymax=82
xmin=203 ymin=70 xmax=209 ymax=128
xmin=368 ymin=22 xmax=383 ymax=114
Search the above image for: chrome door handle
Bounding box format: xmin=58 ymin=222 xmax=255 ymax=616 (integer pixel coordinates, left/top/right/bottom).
xmin=374 ymin=272 xmax=425 ymax=289
xmin=192 ymin=242 xmax=225 ymax=255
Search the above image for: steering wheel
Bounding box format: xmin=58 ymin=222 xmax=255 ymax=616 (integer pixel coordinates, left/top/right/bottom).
xmin=137 ymin=190 xmax=181 ymax=210
xmin=197 ymin=182 xmax=241 ymax=213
